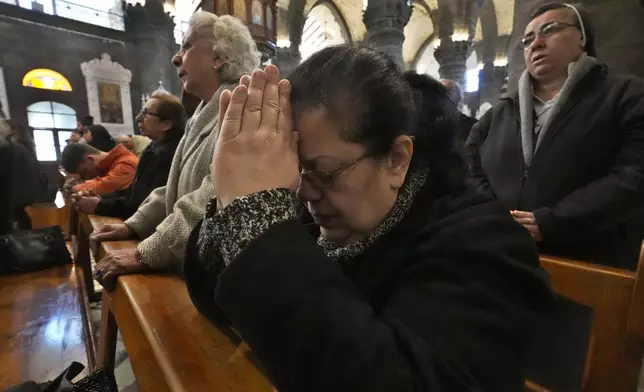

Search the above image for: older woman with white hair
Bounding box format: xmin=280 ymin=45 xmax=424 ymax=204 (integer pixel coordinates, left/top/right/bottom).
xmin=91 ymin=12 xmax=261 ymax=289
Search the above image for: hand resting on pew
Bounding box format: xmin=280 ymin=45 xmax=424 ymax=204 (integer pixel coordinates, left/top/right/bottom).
xmin=93 ymin=247 xmax=148 ymax=291
xmin=90 ymin=222 xmax=143 ymax=290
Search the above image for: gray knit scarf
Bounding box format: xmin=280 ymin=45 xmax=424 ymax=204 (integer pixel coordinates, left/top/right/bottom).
xmin=518 ymin=52 xmax=596 ymax=166
xmin=318 ymin=163 xmax=429 ymax=265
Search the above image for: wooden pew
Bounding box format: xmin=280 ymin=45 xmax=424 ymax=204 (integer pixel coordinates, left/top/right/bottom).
xmin=0 ymin=264 xmax=96 ymax=389
xmin=96 ymin=240 xmax=275 ymax=392
xmin=526 ymin=243 xmax=644 ymax=392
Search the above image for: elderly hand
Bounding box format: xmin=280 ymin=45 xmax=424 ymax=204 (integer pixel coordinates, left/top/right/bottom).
xmin=510 ymin=210 xmax=542 ymax=241
xmin=90 ymin=223 xmax=134 ymax=241
xmin=93 ymin=248 xmax=147 ymax=291
xmin=212 ymin=65 xmax=299 ymax=208
xmin=73 ymin=196 xmax=101 ymax=214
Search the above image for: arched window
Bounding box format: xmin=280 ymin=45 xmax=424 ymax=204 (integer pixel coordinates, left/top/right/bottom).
xmin=27 ymin=101 xmax=76 ymax=161
xmin=300 ymin=3 xmax=350 ymax=61
xmin=22 ymin=69 xmax=72 ymax=92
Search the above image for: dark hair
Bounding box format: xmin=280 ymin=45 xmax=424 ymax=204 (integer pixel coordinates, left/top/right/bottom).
xmin=61 ymin=143 xmax=101 ymax=173
xmin=530 ymin=2 xmax=596 ymax=57
xmin=81 ymin=116 xmax=94 ymax=127
xmin=87 ymin=124 xmax=116 ymax=152
xmin=149 ymin=91 xmax=187 ymax=142
xmin=4 ymin=120 xmax=37 ymax=159
xmin=288 ymin=45 xmax=466 ymax=192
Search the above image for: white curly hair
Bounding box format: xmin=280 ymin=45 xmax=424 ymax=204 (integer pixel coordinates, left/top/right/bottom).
xmin=187 ymin=12 xmax=261 ymax=82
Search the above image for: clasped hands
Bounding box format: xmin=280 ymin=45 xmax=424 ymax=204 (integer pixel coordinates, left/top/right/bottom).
xmin=212 ymin=64 xmax=300 ymax=207
xmin=70 ymin=190 xmax=101 ymax=214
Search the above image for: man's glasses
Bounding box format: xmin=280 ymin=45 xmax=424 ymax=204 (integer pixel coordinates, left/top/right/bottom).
xmin=139 ymin=108 xmax=160 ymax=117
xmin=519 ymin=21 xmax=578 ymax=51
xmin=300 ymin=155 xmax=369 ymax=189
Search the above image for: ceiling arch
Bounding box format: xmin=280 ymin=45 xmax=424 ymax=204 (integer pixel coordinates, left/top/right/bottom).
xmin=402 ymin=0 xmax=436 ymax=65
xmin=300 ymin=1 xmax=352 ymax=60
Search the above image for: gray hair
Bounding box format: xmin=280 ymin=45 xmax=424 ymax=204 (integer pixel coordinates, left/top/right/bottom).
xmin=187 ymin=12 xmax=261 ymax=82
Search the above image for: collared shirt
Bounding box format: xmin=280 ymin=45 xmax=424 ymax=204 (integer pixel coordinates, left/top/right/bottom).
xmin=73 ymin=144 xmax=139 ymax=195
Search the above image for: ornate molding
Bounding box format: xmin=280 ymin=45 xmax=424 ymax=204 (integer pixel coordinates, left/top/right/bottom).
xmin=81 ymin=53 xmax=134 ymax=136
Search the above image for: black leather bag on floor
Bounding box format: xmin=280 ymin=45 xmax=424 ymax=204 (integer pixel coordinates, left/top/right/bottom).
xmin=2 ymin=362 xmax=117 ymax=392
xmin=0 ymin=225 xmax=72 ymax=275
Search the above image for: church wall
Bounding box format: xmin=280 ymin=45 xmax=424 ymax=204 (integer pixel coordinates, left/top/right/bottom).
xmin=0 ymin=2 xmax=136 ymax=130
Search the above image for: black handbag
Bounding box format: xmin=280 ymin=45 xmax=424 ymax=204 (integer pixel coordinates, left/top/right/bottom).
xmin=0 ymin=225 xmax=72 ymax=275
xmin=3 ymin=362 xmax=117 ymax=392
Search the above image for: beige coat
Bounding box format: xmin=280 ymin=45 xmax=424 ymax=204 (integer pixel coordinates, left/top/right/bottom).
xmin=125 ymin=83 xmax=235 ymax=271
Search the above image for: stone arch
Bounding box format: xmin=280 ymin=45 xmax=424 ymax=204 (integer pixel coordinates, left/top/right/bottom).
xmin=306 ymin=0 xmax=352 ymax=43
xmin=403 ymin=0 xmax=437 ymax=66
xmin=412 ymin=34 xmax=440 ymax=78
xmin=300 ymin=0 xmax=352 ymax=60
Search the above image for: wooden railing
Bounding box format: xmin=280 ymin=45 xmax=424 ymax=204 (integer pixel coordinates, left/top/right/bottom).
xmin=73 ymin=212 xmax=275 ymax=392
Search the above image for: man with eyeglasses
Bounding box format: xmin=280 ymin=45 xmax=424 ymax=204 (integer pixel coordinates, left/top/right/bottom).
xmin=466 ymin=3 xmax=644 ymax=269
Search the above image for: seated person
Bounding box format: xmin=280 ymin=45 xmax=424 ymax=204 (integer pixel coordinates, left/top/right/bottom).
xmin=90 ymin=13 xmax=261 ymax=282
xmin=85 ymin=124 xmax=116 ymax=152
xmin=62 ymin=143 xmax=138 ymax=196
xmin=73 ymin=93 xmax=185 ymax=220
xmin=0 ymin=123 xmax=15 ymax=234
xmin=466 ymin=3 xmax=644 ymax=269
xmin=115 ymin=134 xmax=152 ymax=157
xmin=182 ymin=49 xmax=555 ymax=391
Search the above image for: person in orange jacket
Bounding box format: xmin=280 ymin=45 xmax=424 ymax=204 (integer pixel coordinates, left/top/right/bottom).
xmin=61 ymin=142 xmax=138 ymax=196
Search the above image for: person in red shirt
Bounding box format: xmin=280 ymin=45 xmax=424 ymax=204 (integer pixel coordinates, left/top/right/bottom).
xmin=61 ymin=143 xmax=138 ymax=196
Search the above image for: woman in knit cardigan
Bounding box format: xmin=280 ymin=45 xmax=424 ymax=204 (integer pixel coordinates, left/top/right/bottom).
xmin=91 ymin=12 xmax=261 ymax=288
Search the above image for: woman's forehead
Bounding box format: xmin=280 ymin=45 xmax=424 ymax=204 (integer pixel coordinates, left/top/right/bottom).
xmin=296 ymin=108 xmax=364 ymax=161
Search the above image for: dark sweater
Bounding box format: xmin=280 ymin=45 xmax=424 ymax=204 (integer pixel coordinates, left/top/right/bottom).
xmin=466 ymin=65 xmax=644 ymax=269
xmin=184 ymin=182 xmax=555 ymax=392
xmin=94 ymin=136 xmax=180 ymax=220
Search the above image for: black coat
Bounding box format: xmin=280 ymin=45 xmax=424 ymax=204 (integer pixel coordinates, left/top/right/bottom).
xmin=0 ymin=141 xmax=15 ymax=234
xmin=183 ymin=182 xmax=555 ymax=392
xmin=466 ymin=65 xmax=644 ymax=269
xmin=456 ymin=112 xmax=477 ymax=147
xmin=94 ymin=136 xmax=179 ymax=220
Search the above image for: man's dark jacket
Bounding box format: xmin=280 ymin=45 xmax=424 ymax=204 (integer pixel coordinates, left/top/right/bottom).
xmin=466 ymin=64 xmax=644 ymax=269
xmin=95 ymin=136 xmax=180 ymax=220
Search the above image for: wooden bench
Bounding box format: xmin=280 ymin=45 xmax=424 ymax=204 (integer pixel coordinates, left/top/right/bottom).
xmin=96 ymin=240 xmax=275 ymax=392
xmin=0 ymin=264 xmax=96 ymax=389
xmin=526 ymin=243 xmax=644 ymax=392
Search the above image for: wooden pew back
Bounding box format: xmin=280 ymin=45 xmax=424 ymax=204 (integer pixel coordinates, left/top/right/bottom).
xmin=96 ymin=239 xmax=275 ymax=392
xmin=528 ymin=244 xmax=644 ymax=392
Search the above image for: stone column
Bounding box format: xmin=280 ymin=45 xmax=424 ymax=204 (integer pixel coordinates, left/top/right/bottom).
xmin=479 ymin=62 xmax=507 ymax=102
xmin=126 ymin=0 xmax=181 ymax=114
xmin=363 ymin=0 xmax=411 ymax=68
xmin=274 ymin=46 xmax=301 ymax=77
xmin=434 ymin=38 xmax=469 ymax=88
